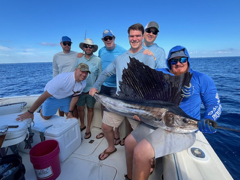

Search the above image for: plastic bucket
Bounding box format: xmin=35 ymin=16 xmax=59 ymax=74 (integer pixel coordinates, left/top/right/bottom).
xmin=30 ymin=139 xmax=61 ymax=180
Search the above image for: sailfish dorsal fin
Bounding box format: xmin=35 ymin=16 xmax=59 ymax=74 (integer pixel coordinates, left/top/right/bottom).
xmin=117 ymin=57 xmax=192 ymax=106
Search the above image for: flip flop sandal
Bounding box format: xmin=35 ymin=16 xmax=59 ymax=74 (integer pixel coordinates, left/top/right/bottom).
xmin=114 ymin=138 xmax=120 ymax=145
xmin=84 ymin=132 xmax=91 ymax=139
xmin=124 ymin=174 xmax=131 ymax=180
xmin=80 ymin=126 xmax=86 ymax=131
xmin=120 ymin=137 xmax=126 ymax=146
xmin=96 ymin=132 xmax=104 ymax=139
xmin=150 ymin=157 xmax=156 ymax=175
xmin=98 ymin=148 xmax=117 ymax=161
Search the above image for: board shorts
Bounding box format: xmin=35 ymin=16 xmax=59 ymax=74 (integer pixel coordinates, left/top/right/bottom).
xmin=76 ymin=93 xmax=96 ymax=108
xmin=42 ymin=96 xmax=72 ymax=116
xmin=131 ymin=123 xmax=196 ymax=158
xmin=99 ymin=85 xmax=117 ymax=96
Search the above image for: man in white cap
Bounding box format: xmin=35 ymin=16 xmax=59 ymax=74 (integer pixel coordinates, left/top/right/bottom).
xmin=53 ymin=36 xmax=79 ymax=117
xmin=143 ymin=21 xmax=166 ymax=69
xmin=95 ymin=29 xmax=127 ymax=145
xmin=75 ymin=38 xmax=102 ymax=139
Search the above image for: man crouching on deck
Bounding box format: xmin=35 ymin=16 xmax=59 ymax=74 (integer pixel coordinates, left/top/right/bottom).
xmin=16 ymin=63 xmax=90 ymax=121
xmin=124 ymin=45 xmax=222 ymax=180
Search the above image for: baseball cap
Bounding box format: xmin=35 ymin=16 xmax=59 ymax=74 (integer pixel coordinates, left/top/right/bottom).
xmin=145 ymin=21 xmax=159 ymax=32
xmin=60 ymin=36 xmax=72 ymax=42
xmin=168 ymin=49 xmax=188 ymax=60
xmin=102 ymin=29 xmax=114 ymax=38
xmin=77 ymin=63 xmax=91 ymax=74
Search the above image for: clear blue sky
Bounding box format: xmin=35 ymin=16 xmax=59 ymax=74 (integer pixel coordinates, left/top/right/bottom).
xmin=0 ymin=0 xmax=239 ymax=63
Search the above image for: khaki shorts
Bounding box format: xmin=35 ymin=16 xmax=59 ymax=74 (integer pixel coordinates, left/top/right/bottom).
xmin=102 ymin=111 xmax=140 ymax=129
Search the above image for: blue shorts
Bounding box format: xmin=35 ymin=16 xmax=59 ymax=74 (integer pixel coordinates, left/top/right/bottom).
xmin=42 ymin=96 xmax=72 ymax=116
xmin=99 ymin=85 xmax=116 ymax=96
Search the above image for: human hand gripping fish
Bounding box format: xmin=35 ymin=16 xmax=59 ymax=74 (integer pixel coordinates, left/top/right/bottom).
xmin=89 ymin=87 xmax=99 ymax=97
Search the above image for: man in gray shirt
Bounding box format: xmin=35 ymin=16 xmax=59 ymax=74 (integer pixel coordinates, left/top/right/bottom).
xmin=52 ymin=36 xmax=79 ymax=117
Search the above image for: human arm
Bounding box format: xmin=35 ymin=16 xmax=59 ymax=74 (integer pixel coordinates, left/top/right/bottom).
xmin=89 ymin=88 xmax=99 ymax=97
xmin=66 ymin=96 xmax=79 ymax=119
xmin=92 ymin=59 xmax=117 ymax=91
xmin=143 ymin=49 xmax=156 ymax=60
xmin=16 ymin=91 xmax=52 ymax=121
xmin=198 ymin=75 xmax=222 ymax=133
xmin=77 ymin=53 xmax=84 ymax=58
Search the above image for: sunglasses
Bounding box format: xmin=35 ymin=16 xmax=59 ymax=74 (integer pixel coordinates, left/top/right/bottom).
xmin=169 ymin=57 xmax=188 ymax=65
xmin=145 ymin=28 xmax=158 ymax=35
xmin=103 ymin=36 xmax=113 ymax=41
xmin=72 ymin=82 xmax=83 ymax=95
xmin=63 ymin=42 xmax=72 ymax=46
xmin=83 ymin=44 xmax=94 ymax=49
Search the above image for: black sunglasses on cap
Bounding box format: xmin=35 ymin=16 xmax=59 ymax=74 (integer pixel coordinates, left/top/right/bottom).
xmin=103 ymin=36 xmax=113 ymax=41
xmin=83 ymin=44 xmax=94 ymax=49
xmin=145 ymin=28 xmax=158 ymax=35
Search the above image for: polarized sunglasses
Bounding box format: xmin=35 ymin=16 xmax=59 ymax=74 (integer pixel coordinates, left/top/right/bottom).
xmin=83 ymin=44 xmax=93 ymax=49
xmin=170 ymin=57 xmax=188 ymax=65
xmin=103 ymin=36 xmax=113 ymax=41
xmin=63 ymin=42 xmax=72 ymax=46
xmin=145 ymin=28 xmax=158 ymax=35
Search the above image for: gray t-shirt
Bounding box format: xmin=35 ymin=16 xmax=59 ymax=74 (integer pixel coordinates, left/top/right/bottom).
xmin=52 ymin=51 xmax=78 ymax=77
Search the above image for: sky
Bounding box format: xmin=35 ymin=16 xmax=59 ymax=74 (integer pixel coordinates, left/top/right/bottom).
xmin=0 ymin=0 xmax=240 ymax=63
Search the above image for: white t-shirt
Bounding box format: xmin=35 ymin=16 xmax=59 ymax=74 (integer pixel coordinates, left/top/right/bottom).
xmin=44 ymin=72 xmax=86 ymax=99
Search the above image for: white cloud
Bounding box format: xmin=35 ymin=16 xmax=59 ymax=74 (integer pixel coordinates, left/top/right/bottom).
xmin=39 ymin=42 xmax=59 ymax=46
xmin=17 ymin=52 xmax=34 ymax=55
xmin=0 ymin=45 xmax=11 ymax=51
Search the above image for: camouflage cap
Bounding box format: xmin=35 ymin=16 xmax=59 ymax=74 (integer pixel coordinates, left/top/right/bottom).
xmin=77 ymin=63 xmax=91 ymax=74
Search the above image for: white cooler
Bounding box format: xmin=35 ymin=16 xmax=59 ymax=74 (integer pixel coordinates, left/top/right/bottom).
xmin=18 ymin=113 xmax=81 ymax=163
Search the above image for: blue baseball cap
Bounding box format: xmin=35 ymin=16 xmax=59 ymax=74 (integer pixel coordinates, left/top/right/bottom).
xmin=60 ymin=36 xmax=72 ymax=42
xmin=102 ymin=29 xmax=114 ymax=38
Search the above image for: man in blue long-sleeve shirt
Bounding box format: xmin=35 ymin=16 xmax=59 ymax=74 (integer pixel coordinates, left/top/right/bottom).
xmin=124 ymin=45 xmax=222 ymax=180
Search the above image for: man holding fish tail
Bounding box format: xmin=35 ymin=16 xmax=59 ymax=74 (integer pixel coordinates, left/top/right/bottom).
xmin=89 ymin=23 xmax=156 ymax=161
xmin=124 ymin=45 xmax=222 ymax=180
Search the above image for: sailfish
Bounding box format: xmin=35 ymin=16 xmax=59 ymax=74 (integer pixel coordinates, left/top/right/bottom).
xmin=94 ymin=57 xmax=200 ymax=133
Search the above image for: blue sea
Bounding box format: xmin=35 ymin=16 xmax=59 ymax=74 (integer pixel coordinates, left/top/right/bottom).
xmin=0 ymin=57 xmax=240 ymax=179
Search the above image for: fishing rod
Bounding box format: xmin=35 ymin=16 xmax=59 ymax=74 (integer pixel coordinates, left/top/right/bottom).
xmin=208 ymin=119 xmax=240 ymax=132
xmin=216 ymin=126 xmax=240 ymax=132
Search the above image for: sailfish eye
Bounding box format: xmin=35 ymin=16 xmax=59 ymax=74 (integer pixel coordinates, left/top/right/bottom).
xmin=183 ymin=118 xmax=188 ymax=123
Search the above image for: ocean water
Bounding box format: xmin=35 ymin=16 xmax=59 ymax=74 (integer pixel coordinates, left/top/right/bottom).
xmin=0 ymin=57 xmax=240 ymax=179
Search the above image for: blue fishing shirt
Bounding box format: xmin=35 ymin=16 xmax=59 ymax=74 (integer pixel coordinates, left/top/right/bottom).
xmin=143 ymin=43 xmax=166 ymax=69
xmin=98 ymin=45 xmax=126 ymax=87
